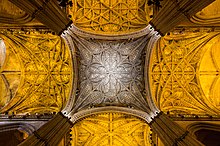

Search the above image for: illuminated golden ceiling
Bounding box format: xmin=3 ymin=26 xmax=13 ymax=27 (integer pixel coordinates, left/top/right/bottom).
xmin=0 ymin=32 xmax=72 ymax=114
xmin=0 ymin=0 xmax=220 ymax=145
xmin=150 ymin=32 xmax=220 ymax=115
xmin=69 ymin=0 xmax=152 ymax=34
xmin=71 ymin=112 xmax=151 ymax=146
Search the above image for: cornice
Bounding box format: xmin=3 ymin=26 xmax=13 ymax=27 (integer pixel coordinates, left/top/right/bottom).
xmin=68 ymin=106 xmax=155 ymax=124
xmin=65 ymin=24 xmax=156 ymax=40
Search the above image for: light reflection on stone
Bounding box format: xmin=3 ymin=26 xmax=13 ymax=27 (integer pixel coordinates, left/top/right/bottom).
xmin=74 ymin=36 xmax=149 ymax=111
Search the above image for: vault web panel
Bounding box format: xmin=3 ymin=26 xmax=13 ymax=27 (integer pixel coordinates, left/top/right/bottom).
xmin=150 ymin=33 xmax=220 ymax=115
xmin=70 ymin=0 xmax=151 ymax=34
xmin=73 ymin=35 xmax=149 ymax=112
xmin=0 ymin=33 xmax=72 ymax=114
xmin=71 ymin=112 xmax=151 ymax=146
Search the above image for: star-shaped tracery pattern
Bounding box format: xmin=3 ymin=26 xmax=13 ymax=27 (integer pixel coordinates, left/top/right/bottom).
xmin=73 ymin=36 xmax=149 ymax=111
xmin=71 ymin=112 xmax=151 ymax=146
xmin=150 ymin=33 xmax=220 ymax=115
xmin=70 ymin=0 xmax=151 ymax=34
xmin=0 ymin=32 xmax=72 ymax=114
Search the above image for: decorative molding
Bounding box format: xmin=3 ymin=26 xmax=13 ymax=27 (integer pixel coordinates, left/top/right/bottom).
xmin=0 ymin=114 xmax=53 ymax=135
xmin=67 ymin=24 xmax=155 ymax=40
xmin=169 ymin=114 xmax=220 ymax=121
xmin=187 ymin=122 xmax=220 ymax=137
xmin=0 ymin=0 xmax=33 ymax=25
xmin=190 ymin=0 xmax=220 ymax=26
xmin=69 ymin=106 xmax=153 ymax=124
xmin=145 ymin=30 xmax=161 ymax=114
xmin=61 ymin=33 xmax=78 ymax=115
xmin=0 ymin=123 xmax=34 ymax=135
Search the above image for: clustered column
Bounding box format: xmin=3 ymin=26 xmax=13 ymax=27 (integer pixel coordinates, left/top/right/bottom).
xmin=18 ymin=112 xmax=73 ymax=146
xmin=150 ymin=112 xmax=204 ymax=146
xmin=9 ymin=0 xmax=72 ymax=35
xmin=7 ymin=0 xmax=217 ymax=145
xmin=150 ymin=0 xmax=215 ymax=35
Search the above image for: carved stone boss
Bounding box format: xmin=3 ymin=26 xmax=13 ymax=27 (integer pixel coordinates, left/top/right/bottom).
xmin=62 ymin=25 xmax=159 ymax=122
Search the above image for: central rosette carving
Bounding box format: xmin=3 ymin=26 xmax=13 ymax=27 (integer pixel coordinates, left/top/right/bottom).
xmin=87 ymin=47 xmax=133 ymax=98
xmin=73 ymin=36 xmax=149 ymax=111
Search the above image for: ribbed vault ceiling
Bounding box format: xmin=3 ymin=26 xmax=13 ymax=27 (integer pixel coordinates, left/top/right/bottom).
xmin=0 ymin=0 xmax=220 ymax=145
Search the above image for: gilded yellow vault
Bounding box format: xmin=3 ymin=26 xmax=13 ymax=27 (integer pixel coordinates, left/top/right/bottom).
xmin=150 ymin=32 xmax=220 ymax=115
xmin=69 ymin=0 xmax=152 ymax=34
xmin=71 ymin=112 xmax=151 ymax=146
xmin=0 ymin=0 xmax=220 ymax=145
xmin=0 ymin=32 xmax=72 ymax=114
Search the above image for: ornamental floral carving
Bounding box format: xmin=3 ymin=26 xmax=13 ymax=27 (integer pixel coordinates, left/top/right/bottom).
xmin=73 ymin=35 xmax=149 ymax=112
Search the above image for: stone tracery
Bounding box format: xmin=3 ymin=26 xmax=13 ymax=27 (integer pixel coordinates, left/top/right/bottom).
xmin=71 ymin=112 xmax=152 ymax=146
xmin=0 ymin=33 xmax=72 ymax=114
xmin=0 ymin=0 xmax=217 ymax=145
xmin=70 ymin=0 xmax=152 ymax=34
xmin=72 ymin=35 xmax=150 ymax=112
xmin=150 ymin=32 xmax=220 ymax=115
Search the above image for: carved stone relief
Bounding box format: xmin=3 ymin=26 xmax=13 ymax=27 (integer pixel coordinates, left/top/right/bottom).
xmin=71 ymin=112 xmax=152 ymax=146
xmin=150 ymin=32 xmax=220 ymax=115
xmin=0 ymin=32 xmax=72 ymax=114
xmin=71 ymin=35 xmax=150 ymax=112
xmin=69 ymin=0 xmax=152 ymax=34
